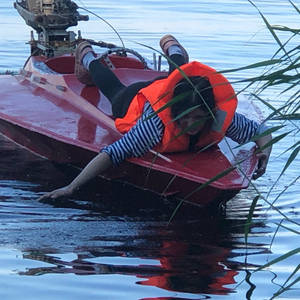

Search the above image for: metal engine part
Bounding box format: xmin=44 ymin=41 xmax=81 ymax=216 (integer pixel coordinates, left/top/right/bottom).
xmin=14 ymin=0 xmax=89 ymax=57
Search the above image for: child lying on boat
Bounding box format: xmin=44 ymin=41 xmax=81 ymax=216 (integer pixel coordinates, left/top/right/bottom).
xmin=39 ymin=35 xmax=272 ymax=201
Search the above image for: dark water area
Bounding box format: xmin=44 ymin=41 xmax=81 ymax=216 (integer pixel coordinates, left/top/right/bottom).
xmin=0 ymin=0 xmax=299 ymax=299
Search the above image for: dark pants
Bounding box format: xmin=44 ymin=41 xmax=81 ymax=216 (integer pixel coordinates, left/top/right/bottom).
xmin=88 ymin=54 xmax=186 ymax=118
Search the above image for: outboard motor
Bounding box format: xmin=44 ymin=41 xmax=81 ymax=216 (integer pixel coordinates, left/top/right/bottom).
xmin=14 ymin=0 xmax=88 ymax=57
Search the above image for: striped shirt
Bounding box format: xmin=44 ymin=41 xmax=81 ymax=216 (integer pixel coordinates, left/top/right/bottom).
xmin=101 ymin=102 xmax=267 ymax=165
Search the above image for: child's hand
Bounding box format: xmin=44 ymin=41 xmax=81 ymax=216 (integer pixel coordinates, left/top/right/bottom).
xmin=38 ymin=185 xmax=74 ymax=201
xmin=253 ymin=152 xmax=268 ymax=180
xmin=253 ymin=133 xmax=272 ymax=180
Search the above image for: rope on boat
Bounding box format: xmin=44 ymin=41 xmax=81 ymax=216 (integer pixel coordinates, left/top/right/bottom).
xmin=88 ymin=45 xmax=149 ymax=69
xmin=77 ymin=5 xmax=125 ymax=49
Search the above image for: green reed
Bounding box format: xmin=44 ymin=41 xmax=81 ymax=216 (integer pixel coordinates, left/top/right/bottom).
xmin=239 ymin=1 xmax=300 ymax=298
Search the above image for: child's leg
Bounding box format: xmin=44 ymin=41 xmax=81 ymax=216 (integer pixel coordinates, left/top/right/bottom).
xmin=78 ymin=44 xmax=152 ymax=118
xmin=87 ymin=57 xmax=153 ymax=118
xmin=88 ymin=59 xmax=126 ymax=102
xmin=159 ymin=35 xmax=189 ymax=74
xmin=168 ymin=53 xmax=186 ymax=74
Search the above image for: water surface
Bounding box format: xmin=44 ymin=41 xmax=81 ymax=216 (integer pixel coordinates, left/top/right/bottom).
xmin=0 ymin=1 xmax=299 ymax=299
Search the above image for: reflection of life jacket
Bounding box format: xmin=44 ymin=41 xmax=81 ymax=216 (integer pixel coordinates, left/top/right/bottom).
xmin=137 ymin=240 xmax=238 ymax=295
xmin=115 ymin=61 xmax=237 ymax=153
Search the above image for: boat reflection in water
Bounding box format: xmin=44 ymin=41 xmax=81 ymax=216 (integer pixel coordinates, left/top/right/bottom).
xmin=18 ymin=211 xmax=264 ymax=298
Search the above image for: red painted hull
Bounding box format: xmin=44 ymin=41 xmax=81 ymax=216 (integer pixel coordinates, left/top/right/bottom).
xmin=0 ymin=55 xmax=258 ymax=206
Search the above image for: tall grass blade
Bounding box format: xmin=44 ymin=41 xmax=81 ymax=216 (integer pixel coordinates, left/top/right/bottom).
xmin=279 ymin=141 xmax=300 ymax=157
xmin=276 ymin=222 xmax=300 ymax=235
xmin=271 ymin=25 xmax=300 ymax=34
xmin=248 ymin=1 xmax=289 ymax=58
xmin=270 ymin=219 xmax=283 ymax=250
xmin=244 ymin=195 xmax=260 ymax=244
xmin=145 ymin=91 xmax=192 ymax=120
xmin=281 ymin=264 xmax=300 ymax=290
xmin=251 ymin=94 xmax=290 ymax=120
xmin=168 ymin=199 xmax=184 ymax=225
xmin=219 ymin=59 xmax=281 ymax=74
xmin=234 ymin=126 xmax=285 ymax=149
xmin=184 ymin=166 xmax=236 ymax=200
xmin=266 ymin=176 xmax=300 ymax=211
xmin=273 ymin=114 xmax=300 ymax=120
xmin=255 ymin=248 xmax=300 ymax=272
xmin=280 ymin=81 xmax=300 ymax=96
xmin=256 ymin=131 xmax=293 ymax=152
xmin=271 ymin=276 xmax=300 ymax=299
xmin=168 ymin=164 xmax=238 ymax=223
xmin=289 ymin=0 xmax=300 ymax=14
xmin=278 ymin=145 xmax=300 ymax=178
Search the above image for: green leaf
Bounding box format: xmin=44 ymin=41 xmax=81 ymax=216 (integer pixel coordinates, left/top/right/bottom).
xmin=219 ymin=59 xmax=281 ymax=74
xmin=234 ymin=125 xmax=285 ymax=149
xmin=257 ymin=131 xmax=293 ymax=152
xmin=168 ymin=199 xmax=184 ymax=225
xmin=279 ymin=141 xmax=300 ymax=157
xmin=248 ymin=1 xmax=288 ymax=57
xmin=279 ymin=145 xmax=300 ymax=178
xmin=184 ymin=166 xmax=236 ymax=200
xmin=145 ymin=90 xmax=192 ymax=120
xmin=282 ymin=264 xmax=300 ymax=289
xmin=273 ymin=114 xmax=300 ymax=120
xmin=248 ymin=0 xmax=297 ymax=70
xmin=245 ymin=195 xmax=260 ymax=245
xmin=169 ymin=164 xmax=240 ymax=223
xmin=270 ymin=220 xmax=283 ymax=250
xmin=275 ymin=222 xmax=300 ymax=235
xmin=255 ymin=248 xmax=300 ymax=272
xmin=250 ymin=126 xmax=285 ymax=142
xmin=251 ymin=93 xmax=289 ymax=120
xmin=271 ymin=25 xmax=300 ymax=34
xmin=169 ymin=105 xmax=200 ymax=123
xmin=289 ymin=0 xmax=300 ymax=14
xmin=271 ymin=275 xmax=300 ymax=299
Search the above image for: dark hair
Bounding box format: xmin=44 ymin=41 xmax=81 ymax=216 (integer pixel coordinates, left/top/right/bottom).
xmin=171 ymin=76 xmax=215 ymax=120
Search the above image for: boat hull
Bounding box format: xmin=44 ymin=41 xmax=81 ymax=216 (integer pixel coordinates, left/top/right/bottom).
xmin=0 ymin=55 xmax=258 ymax=206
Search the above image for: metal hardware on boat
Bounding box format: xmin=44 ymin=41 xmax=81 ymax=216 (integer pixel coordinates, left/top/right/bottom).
xmin=153 ymin=53 xmax=162 ymax=71
xmin=103 ymin=56 xmax=115 ymax=70
xmin=153 ymin=53 xmax=157 ymax=70
xmin=158 ymin=55 xmax=161 ymax=71
xmin=56 ymin=85 xmax=67 ymax=92
xmin=32 ymin=75 xmax=47 ymax=84
xmin=20 ymin=69 xmax=32 ymax=78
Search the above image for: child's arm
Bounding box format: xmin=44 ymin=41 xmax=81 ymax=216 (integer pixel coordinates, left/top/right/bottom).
xmin=39 ymin=103 xmax=164 ymax=201
xmin=225 ymin=112 xmax=272 ymax=179
xmin=39 ymin=152 xmax=112 ymax=200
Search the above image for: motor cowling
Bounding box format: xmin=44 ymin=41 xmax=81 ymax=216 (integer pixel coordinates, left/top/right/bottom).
xmin=14 ymin=0 xmax=89 ymax=57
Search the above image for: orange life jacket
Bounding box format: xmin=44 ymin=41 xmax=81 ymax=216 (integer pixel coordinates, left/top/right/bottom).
xmin=115 ymin=61 xmax=237 ymax=153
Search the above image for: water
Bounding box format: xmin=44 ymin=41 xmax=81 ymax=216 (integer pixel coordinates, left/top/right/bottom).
xmin=0 ymin=0 xmax=299 ymax=299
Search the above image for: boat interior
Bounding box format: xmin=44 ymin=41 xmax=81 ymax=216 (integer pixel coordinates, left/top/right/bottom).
xmin=44 ymin=54 xmax=147 ymax=75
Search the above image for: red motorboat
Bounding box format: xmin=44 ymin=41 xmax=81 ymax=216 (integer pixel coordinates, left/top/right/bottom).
xmin=0 ymin=0 xmax=258 ymax=206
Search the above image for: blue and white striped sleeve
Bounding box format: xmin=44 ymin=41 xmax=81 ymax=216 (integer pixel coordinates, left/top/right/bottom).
xmin=226 ymin=112 xmax=268 ymax=144
xmin=101 ymin=102 xmax=164 ymax=165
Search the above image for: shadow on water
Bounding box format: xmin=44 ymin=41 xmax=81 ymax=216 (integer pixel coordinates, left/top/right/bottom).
xmin=0 ymin=134 xmax=271 ymax=299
